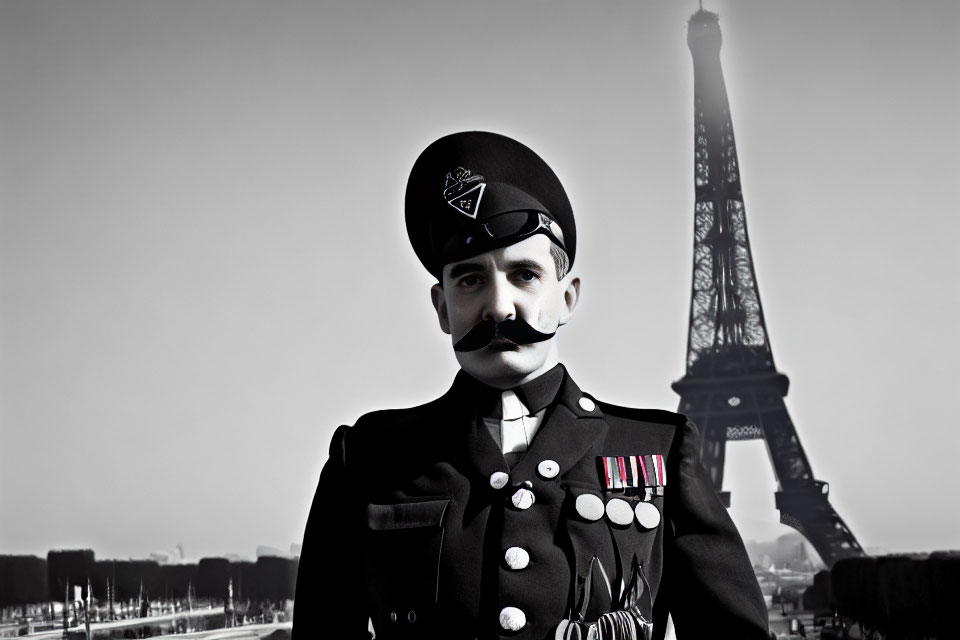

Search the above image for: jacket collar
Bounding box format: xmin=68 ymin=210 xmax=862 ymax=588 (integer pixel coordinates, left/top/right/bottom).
xmin=514 ymin=363 xmax=565 ymax=415
xmin=447 ymin=365 xmax=608 ymax=484
xmin=451 ymin=363 xmax=565 ymax=418
xmin=511 ymin=368 xmax=607 ymax=482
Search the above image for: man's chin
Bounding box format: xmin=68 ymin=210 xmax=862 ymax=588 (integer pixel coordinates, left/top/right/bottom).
xmin=455 ymin=347 xmax=543 ymax=388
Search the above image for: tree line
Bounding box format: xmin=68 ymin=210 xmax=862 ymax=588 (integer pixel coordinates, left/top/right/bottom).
xmin=0 ymin=550 xmax=298 ymax=609
xmin=801 ymin=551 xmax=960 ymax=638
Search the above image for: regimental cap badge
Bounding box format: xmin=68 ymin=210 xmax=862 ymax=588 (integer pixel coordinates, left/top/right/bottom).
xmin=443 ymin=167 xmax=486 ymax=219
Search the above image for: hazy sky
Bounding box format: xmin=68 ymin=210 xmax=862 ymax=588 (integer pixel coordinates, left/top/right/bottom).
xmin=2 ymin=0 xmax=958 ymax=561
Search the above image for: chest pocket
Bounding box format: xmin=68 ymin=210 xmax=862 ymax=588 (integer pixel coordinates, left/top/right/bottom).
xmin=365 ymin=498 xmax=450 ymax=635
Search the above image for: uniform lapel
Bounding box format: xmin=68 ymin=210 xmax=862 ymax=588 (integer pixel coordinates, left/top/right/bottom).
xmin=512 ymin=370 xmax=608 ymax=481
xmin=448 ymin=368 xmax=609 ymax=484
xmin=512 ymin=371 xmax=613 ymax=616
xmin=447 ymin=371 xmax=511 ymax=481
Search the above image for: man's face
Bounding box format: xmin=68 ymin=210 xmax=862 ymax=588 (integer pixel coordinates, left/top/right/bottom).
xmin=431 ymin=234 xmax=580 ymax=389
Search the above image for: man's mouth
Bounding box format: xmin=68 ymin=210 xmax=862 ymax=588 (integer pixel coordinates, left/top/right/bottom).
xmin=487 ymin=337 xmax=520 ymax=351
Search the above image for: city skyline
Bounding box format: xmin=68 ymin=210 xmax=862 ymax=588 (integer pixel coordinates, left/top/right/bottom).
xmin=2 ymin=542 xmax=301 ymax=564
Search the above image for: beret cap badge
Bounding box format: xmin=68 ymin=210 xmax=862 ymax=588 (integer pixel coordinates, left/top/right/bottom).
xmin=443 ymin=167 xmax=486 ymax=219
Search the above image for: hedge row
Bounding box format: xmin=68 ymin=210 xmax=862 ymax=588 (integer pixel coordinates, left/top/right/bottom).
xmin=0 ymin=551 xmax=298 ymax=607
xmin=831 ymin=552 xmax=960 ymax=636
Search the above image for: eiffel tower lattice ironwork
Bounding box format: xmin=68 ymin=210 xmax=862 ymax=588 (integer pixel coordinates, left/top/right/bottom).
xmin=672 ymin=9 xmax=863 ymax=567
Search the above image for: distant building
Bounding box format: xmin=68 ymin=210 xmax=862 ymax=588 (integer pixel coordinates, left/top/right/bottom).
xmin=223 ymin=554 xmax=250 ymax=563
xmin=256 ymin=545 xmax=291 ymax=559
xmin=148 ymin=544 xmax=185 ymax=565
xmin=745 ymin=533 xmax=824 ymax=571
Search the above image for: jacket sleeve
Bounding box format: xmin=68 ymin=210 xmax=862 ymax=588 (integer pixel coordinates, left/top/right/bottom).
xmin=662 ymin=418 xmax=770 ymax=639
xmin=293 ymin=424 xmax=371 ymax=639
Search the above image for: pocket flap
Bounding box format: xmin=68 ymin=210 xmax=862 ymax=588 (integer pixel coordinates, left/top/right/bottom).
xmin=367 ymin=498 xmax=450 ymax=530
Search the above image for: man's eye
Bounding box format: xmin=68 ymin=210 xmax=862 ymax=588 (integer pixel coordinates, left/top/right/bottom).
xmin=458 ymin=275 xmax=482 ymax=288
xmin=513 ymin=269 xmax=539 ymax=282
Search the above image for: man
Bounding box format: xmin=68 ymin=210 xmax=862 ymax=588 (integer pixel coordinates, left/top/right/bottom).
xmin=294 ymin=131 xmax=768 ymax=639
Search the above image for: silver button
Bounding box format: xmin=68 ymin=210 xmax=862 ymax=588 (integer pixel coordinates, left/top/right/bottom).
xmin=511 ymin=487 xmax=535 ymax=510
xmin=489 ymin=471 xmax=510 ymax=490
xmin=578 ymin=396 xmax=596 ymax=412
xmin=499 ymin=606 xmax=526 ymax=631
xmin=575 ymin=493 xmax=605 ymax=521
xmin=537 ymin=459 xmax=560 ymax=479
xmin=407 ymin=610 xmax=416 ymax=623
xmin=389 ymin=611 xmax=397 ymax=623
xmin=635 ymin=501 xmax=662 ymax=529
xmin=605 ymin=498 xmax=634 ymax=526
xmin=504 ymin=546 xmax=530 ymax=570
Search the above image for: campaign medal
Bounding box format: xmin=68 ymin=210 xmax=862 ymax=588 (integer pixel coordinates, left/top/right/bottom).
xmin=634 ymin=454 xmax=665 ymax=528
xmin=599 ymin=455 xmax=666 ymax=493
xmin=596 ymin=454 xmax=666 ymax=529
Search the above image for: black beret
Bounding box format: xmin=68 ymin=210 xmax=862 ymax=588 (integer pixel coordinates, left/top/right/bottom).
xmin=405 ymin=131 xmax=576 ymax=278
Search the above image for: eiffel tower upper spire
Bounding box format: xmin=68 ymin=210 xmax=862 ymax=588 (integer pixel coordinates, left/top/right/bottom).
xmin=683 ymin=8 xmax=777 ymax=381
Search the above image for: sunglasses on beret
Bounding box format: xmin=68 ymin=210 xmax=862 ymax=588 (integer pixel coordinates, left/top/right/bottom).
xmin=439 ymin=210 xmax=566 ymax=264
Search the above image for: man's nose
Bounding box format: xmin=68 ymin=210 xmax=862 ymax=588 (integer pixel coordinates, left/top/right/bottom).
xmin=481 ymin=277 xmax=517 ymax=323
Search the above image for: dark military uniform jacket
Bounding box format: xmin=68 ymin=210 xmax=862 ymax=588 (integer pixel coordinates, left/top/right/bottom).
xmin=294 ymin=366 xmax=768 ymax=639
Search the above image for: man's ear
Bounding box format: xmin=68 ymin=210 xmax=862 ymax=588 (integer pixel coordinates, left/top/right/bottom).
xmin=558 ymin=276 xmax=580 ymax=326
xmin=430 ymin=283 xmax=451 ymax=335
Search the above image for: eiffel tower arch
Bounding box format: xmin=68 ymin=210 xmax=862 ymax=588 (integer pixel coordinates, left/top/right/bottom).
xmin=672 ymin=9 xmax=864 ymax=568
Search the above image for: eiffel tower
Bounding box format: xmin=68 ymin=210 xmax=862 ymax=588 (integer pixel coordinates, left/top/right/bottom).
xmin=672 ymin=8 xmax=864 ymax=567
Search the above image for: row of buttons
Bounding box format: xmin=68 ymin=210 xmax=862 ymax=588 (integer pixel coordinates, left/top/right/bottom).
xmin=494 ymin=467 xmax=549 ymax=630
xmin=489 ymin=456 xmax=560 ymax=490
xmin=491 ymin=395 xmax=595 ymax=633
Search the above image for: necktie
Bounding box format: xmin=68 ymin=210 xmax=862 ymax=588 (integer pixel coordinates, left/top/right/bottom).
xmin=500 ymin=390 xmax=530 ymax=454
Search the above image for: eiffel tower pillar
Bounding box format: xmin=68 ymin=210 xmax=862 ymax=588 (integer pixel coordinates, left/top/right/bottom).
xmin=672 ymin=9 xmax=864 ymax=568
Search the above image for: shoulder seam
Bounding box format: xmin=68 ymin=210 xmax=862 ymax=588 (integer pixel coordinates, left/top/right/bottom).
xmin=593 ymin=401 xmax=688 ymax=427
xmin=353 ymin=394 xmax=450 ymax=428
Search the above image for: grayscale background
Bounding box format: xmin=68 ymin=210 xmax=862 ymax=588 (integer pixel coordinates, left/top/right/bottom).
xmin=2 ymin=0 xmax=958 ymax=562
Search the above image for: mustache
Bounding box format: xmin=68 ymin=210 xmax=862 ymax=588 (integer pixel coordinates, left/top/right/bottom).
xmin=453 ymin=319 xmax=556 ymax=352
